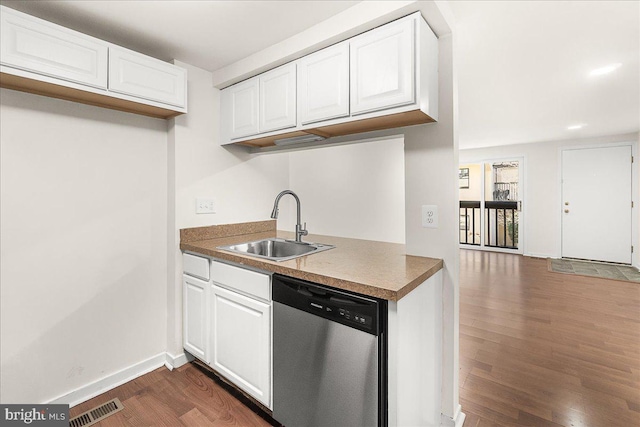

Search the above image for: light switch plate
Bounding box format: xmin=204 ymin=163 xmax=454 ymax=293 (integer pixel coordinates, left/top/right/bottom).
xmin=422 ymin=205 xmax=438 ymax=228
xmin=196 ymin=198 xmax=216 ymax=214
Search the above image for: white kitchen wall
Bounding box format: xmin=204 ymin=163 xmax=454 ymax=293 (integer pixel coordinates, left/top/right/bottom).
xmin=0 ymin=89 xmax=168 ymax=403
xmin=460 ymin=132 xmax=639 ymax=262
xmin=404 ymin=30 xmax=459 ymax=422
xmin=287 ymin=138 xmax=406 ymax=244
xmin=166 ymin=61 xmax=292 ymax=356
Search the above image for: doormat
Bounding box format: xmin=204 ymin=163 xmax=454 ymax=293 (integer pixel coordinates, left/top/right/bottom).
xmin=548 ymin=258 xmax=640 ymax=283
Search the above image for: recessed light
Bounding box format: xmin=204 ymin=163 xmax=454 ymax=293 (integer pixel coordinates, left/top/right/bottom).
xmin=567 ymin=124 xmax=586 ymax=130
xmin=589 ymin=63 xmax=622 ymax=76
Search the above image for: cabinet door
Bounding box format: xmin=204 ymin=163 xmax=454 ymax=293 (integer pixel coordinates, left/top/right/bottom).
xmin=259 ymin=63 xmax=296 ymax=133
xmin=223 ymin=77 xmax=260 ymax=139
xmin=298 ymin=42 xmax=349 ymax=125
xmin=0 ymin=6 xmax=108 ymax=89
xmin=183 ymin=274 xmax=209 ymax=363
xmin=211 ymin=284 xmax=271 ymax=408
xmin=350 ymin=18 xmax=415 ymax=115
xmin=108 ymin=47 xmax=186 ymax=108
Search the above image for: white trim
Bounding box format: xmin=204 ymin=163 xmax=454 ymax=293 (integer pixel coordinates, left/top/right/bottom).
xmin=165 ymin=352 xmax=189 ymax=370
xmin=525 ymin=252 xmax=558 ymax=259
xmin=460 ymin=244 xmax=520 ymax=255
xmin=461 ymin=246 xmax=558 ymax=260
xmin=47 ymin=353 xmax=166 ymax=407
xmin=440 ymin=404 xmax=466 ymax=427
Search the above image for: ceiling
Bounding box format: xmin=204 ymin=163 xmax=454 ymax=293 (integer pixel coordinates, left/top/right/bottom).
xmin=0 ymin=0 xmax=359 ymax=72
xmin=1 ymin=1 xmax=638 ymax=149
xmin=450 ymin=0 xmax=639 ymax=148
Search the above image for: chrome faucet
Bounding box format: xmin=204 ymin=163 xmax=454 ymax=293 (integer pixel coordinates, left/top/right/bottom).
xmin=270 ymin=190 xmax=308 ymax=243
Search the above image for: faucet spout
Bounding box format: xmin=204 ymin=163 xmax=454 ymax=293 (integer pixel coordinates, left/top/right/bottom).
xmin=270 ymin=190 xmax=308 ymax=242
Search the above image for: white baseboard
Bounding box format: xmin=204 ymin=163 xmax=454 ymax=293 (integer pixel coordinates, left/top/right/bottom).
xmin=524 ymin=252 xmax=557 ymax=259
xmin=441 ymin=405 xmax=466 ymax=427
xmin=165 ymin=352 xmax=189 ymax=370
xmin=47 ymin=353 xmax=167 ymax=407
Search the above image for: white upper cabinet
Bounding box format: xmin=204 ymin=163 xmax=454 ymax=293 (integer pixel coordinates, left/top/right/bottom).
xmin=108 ymin=47 xmax=186 ymax=108
xmin=222 ymin=63 xmax=296 ymax=140
xmin=297 ymin=42 xmax=349 ymax=125
xmin=0 ymin=6 xmax=108 ymax=89
xmin=0 ymin=5 xmax=187 ymax=118
xmin=223 ymin=77 xmax=260 ymax=139
xmin=350 ymin=18 xmax=415 ymax=115
xmin=259 ymin=63 xmax=296 ymax=133
xmin=219 ymin=12 xmax=437 ymax=147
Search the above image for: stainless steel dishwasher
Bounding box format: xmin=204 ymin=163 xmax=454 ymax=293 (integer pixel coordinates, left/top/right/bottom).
xmin=272 ymin=274 xmax=387 ymax=427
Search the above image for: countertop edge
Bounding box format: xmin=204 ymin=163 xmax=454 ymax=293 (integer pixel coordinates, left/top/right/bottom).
xmin=394 ymin=259 xmax=444 ymax=300
xmin=180 ymin=240 xmax=443 ymax=302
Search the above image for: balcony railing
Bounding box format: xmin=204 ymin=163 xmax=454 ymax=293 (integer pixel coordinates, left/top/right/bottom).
xmin=459 ymin=201 xmax=481 ymax=246
xmin=485 ymin=201 xmax=518 ymax=249
xmin=460 ymin=201 xmax=519 ymax=249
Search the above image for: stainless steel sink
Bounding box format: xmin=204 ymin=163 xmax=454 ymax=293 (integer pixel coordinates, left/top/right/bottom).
xmin=218 ymin=238 xmax=334 ymax=262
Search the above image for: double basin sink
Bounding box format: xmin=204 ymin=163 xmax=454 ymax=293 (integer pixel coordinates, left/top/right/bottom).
xmin=218 ymin=238 xmax=335 ymax=262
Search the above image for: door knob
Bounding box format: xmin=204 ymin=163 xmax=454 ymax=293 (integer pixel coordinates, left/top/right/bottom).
xmin=564 ymin=209 xmax=569 ymax=213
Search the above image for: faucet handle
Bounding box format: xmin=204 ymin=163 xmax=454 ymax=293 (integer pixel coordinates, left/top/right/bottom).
xmin=301 ymin=222 xmax=308 ymax=236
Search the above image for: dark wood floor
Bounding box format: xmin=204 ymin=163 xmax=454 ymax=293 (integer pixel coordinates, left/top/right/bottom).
xmin=69 ymin=364 xmax=272 ymax=426
xmin=460 ymin=250 xmax=640 ymax=427
xmin=71 ymin=250 xmax=640 ymax=426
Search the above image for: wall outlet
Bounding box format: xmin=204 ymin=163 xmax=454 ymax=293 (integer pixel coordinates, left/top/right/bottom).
xmin=196 ymin=198 xmax=216 ymax=214
xmin=422 ymin=205 xmax=438 ymax=228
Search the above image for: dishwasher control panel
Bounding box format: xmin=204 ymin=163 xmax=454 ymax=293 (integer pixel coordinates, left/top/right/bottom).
xmin=273 ymin=274 xmax=381 ymax=335
xmin=307 ymin=301 xmax=373 ymax=329
xmin=339 ymin=308 xmax=372 ymax=328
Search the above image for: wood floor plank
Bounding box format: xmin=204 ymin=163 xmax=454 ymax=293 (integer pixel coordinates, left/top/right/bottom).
xmin=69 ymin=364 xmax=276 ymax=426
xmin=460 ymin=250 xmax=640 ymax=427
xmin=463 ymin=374 xmax=554 ymax=421
xmin=179 ymin=408 xmax=214 ymax=427
xmin=468 ymin=366 xmax=585 ymax=411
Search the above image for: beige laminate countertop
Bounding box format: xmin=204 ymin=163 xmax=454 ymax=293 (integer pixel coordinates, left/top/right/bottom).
xmin=180 ymin=221 xmax=443 ymax=301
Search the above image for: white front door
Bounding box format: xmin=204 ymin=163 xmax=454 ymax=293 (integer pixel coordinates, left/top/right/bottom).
xmin=562 ymin=145 xmax=632 ymax=264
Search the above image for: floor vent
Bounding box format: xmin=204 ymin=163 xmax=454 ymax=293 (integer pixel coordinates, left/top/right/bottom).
xmin=69 ymin=398 xmax=124 ymax=427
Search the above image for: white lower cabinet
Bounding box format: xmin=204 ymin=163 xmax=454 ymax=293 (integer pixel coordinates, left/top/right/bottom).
xmin=182 ymin=274 xmax=209 ymax=363
xmin=210 ymin=284 xmax=271 ymax=408
xmin=182 ymin=257 xmax=273 ymax=409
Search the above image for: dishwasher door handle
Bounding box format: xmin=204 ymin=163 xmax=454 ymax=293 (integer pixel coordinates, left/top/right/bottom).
xmin=297 ymin=286 xmax=332 ymax=300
